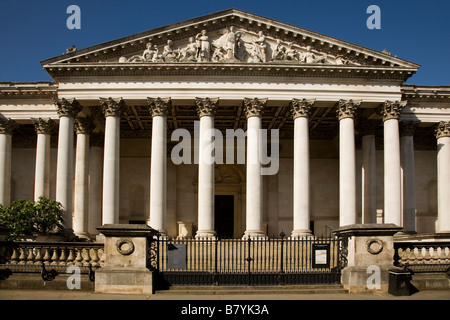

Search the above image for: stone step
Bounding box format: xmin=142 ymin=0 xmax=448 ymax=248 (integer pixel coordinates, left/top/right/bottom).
xmin=155 ymin=284 xmax=348 ymax=295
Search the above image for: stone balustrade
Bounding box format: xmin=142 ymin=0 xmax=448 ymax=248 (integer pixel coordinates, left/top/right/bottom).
xmin=396 ymin=245 xmax=450 ymax=266
xmin=0 ymin=241 xmax=104 ymax=268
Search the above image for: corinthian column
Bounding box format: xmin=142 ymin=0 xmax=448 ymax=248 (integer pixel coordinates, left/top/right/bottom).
xmin=243 ymin=97 xmax=267 ymax=239
xmin=195 ymin=97 xmax=218 ymax=238
xmin=73 ymin=117 xmax=95 ymax=238
xmin=400 ymin=121 xmax=418 ymax=233
xmin=0 ymin=118 xmax=16 ymax=206
xmin=32 ymin=118 xmax=55 ymax=201
xmin=290 ymin=98 xmax=314 ymax=238
xmin=380 ymin=101 xmax=405 ymax=227
xmin=435 ymin=121 xmax=450 ymax=233
xmin=54 ymin=98 xmax=82 ymax=231
xmin=337 ymin=100 xmax=360 ymax=226
xmin=147 ymin=97 xmax=170 ymax=235
xmin=359 ymin=119 xmax=378 ymax=224
xmin=100 ymin=98 xmax=123 ymax=225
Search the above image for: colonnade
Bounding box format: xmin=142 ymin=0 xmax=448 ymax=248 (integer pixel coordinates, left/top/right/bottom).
xmin=0 ymin=98 xmax=449 ymax=237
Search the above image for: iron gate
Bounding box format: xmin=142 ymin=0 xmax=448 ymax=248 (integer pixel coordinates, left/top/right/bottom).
xmin=150 ymin=233 xmax=347 ymax=288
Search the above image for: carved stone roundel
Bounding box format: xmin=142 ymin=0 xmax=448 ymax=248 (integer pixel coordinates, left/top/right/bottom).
xmin=116 ymin=239 xmax=135 ymax=255
xmin=366 ymin=239 xmax=384 ymax=255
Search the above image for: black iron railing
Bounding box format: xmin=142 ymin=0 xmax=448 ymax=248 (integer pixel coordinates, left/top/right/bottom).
xmin=152 ymin=234 xmax=345 ymax=287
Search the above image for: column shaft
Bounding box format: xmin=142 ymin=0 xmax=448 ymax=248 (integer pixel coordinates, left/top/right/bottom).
xmin=100 ymin=98 xmax=123 ymax=225
xmin=291 ymin=98 xmax=314 ymax=237
xmin=337 ymin=100 xmax=360 ymax=227
xmin=54 ymin=98 xmax=81 ymax=232
xmin=32 ymin=118 xmax=54 ymax=201
xmin=400 ymin=121 xmax=417 ymax=233
xmin=88 ymin=141 xmax=103 ymax=235
xmin=243 ymin=98 xmax=267 ymax=239
xmin=195 ymin=97 xmax=218 ymax=238
xmin=436 ymin=121 xmax=450 ymax=233
xmin=362 ymin=134 xmax=377 ymax=224
xmin=0 ymin=132 xmax=12 ymax=206
xmin=380 ymin=101 xmax=405 ymax=227
xmin=73 ymin=117 xmax=94 ymax=237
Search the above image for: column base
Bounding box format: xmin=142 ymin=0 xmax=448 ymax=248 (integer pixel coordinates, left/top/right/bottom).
xmin=290 ymin=230 xmax=314 ymax=239
xmin=195 ymin=230 xmax=216 ymax=239
xmin=242 ymin=230 xmax=267 ymax=240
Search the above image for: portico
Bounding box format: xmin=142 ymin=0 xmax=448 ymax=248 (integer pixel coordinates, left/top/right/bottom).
xmin=0 ymin=9 xmax=449 ymax=240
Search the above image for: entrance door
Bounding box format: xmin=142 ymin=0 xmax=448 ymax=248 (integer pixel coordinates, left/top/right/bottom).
xmin=215 ymin=195 xmax=234 ymax=238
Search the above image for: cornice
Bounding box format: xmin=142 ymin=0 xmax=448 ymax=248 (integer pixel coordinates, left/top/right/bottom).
xmin=44 ymin=62 xmax=416 ymax=81
xmin=401 ymin=85 xmax=450 ymax=102
xmin=0 ymin=82 xmax=58 ymax=100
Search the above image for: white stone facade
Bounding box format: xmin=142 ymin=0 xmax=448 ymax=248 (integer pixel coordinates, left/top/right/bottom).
xmin=0 ymin=9 xmax=449 ymax=239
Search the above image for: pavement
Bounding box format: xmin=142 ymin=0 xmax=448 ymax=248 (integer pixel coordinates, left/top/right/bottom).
xmin=1 ymin=288 xmax=449 ymax=300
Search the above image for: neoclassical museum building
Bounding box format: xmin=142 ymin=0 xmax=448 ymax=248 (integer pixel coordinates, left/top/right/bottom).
xmin=0 ymin=9 xmax=449 ymax=240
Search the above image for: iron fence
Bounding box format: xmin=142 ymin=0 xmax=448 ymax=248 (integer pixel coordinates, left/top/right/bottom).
xmin=152 ymin=234 xmax=345 ymax=287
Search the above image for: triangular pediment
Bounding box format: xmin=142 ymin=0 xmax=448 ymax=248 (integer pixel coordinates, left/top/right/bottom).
xmin=41 ymin=9 xmax=419 ymax=73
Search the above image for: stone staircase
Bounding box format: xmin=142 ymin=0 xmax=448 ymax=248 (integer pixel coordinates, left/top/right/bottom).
xmin=155 ymin=284 xmax=348 ymax=295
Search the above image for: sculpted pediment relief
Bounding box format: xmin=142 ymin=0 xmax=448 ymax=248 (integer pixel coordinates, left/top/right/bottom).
xmin=120 ymin=26 xmax=358 ymax=66
xmin=42 ymin=9 xmax=419 ymax=77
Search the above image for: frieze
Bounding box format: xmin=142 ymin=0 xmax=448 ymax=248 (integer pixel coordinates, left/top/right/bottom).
xmin=119 ymin=27 xmax=357 ymax=66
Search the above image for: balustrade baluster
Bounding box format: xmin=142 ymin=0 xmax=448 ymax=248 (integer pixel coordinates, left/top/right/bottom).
xmin=59 ymin=248 xmax=68 ymax=266
xmin=18 ymin=247 xmax=27 ymax=265
xmin=82 ymin=248 xmax=91 ymax=266
xmin=75 ymin=248 xmax=83 ymax=266
xmin=50 ymin=247 xmax=59 ymax=265
xmin=67 ymin=248 xmax=76 ymax=265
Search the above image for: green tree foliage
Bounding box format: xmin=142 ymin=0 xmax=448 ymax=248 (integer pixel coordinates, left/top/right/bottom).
xmin=0 ymin=197 xmax=64 ymax=239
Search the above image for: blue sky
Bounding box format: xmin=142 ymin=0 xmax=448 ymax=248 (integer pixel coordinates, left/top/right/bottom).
xmin=0 ymin=0 xmax=448 ymax=85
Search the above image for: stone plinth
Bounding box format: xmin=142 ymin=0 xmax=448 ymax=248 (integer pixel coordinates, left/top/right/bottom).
xmin=334 ymin=224 xmax=402 ymax=293
xmin=95 ymin=224 xmax=157 ymax=295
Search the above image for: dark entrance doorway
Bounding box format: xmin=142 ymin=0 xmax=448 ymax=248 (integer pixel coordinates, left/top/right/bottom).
xmin=215 ymin=195 xmax=234 ymax=238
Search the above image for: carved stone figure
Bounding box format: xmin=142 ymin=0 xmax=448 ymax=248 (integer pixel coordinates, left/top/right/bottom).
xmin=285 ymin=43 xmax=300 ymax=61
xmin=301 ymin=46 xmax=328 ymax=64
xmin=249 ymin=31 xmax=268 ymax=63
xmin=196 ymin=30 xmax=211 ymax=61
xmin=180 ymin=37 xmax=198 ymax=62
xmin=162 ymin=40 xmax=180 ymax=62
xmin=272 ymin=40 xmax=286 ymax=61
xmin=143 ymin=42 xmax=158 ymax=62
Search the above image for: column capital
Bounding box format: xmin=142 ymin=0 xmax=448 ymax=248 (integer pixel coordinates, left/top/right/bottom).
xmin=400 ymin=120 xmax=419 ymax=137
xmin=435 ymin=121 xmax=450 ymax=139
xmin=196 ymin=97 xmax=219 ymax=118
xmin=147 ymin=97 xmax=171 ymax=117
xmin=244 ymin=97 xmax=267 ymax=119
xmin=0 ymin=118 xmax=17 ymax=135
xmin=99 ymin=97 xmax=124 ymax=118
xmin=74 ymin=117 xmax=95 ymax=135
xmin=53 ymin=98 xmax=82 ymax=118
xmin=290 ymin=98 xmax=315 ymax=119
xmin=379 ymin=100 xmax=406 ymax=122
xmin=337 ymin=99 xmax=361 ymax=120
xmin=31 ymin=118 xmax=55 ymax=135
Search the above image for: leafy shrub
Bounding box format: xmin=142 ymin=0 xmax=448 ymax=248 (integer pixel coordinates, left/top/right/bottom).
xmin=0 ymin=197 xmax=64 ymax=239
